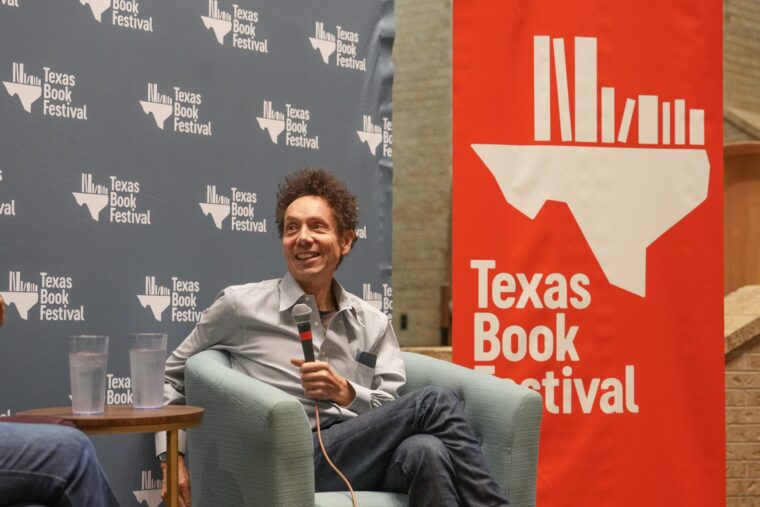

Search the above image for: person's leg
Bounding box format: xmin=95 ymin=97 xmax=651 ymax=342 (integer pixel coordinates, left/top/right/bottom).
xmin=0 ymin=423 xmax=120 ymax=507
xmin=313 ymin=385 xmax=510 ymax=507
xmin=379 ymin=434 xmax=461 ymax=507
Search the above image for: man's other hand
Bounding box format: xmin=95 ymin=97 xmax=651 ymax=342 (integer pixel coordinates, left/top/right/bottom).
xmin=160 ymin=454 xmax=191 ymax=507
xmin=291 ymin=358 xmax=356 ymax=406
xmin=0 ymin=294 xmax=5 ymax=326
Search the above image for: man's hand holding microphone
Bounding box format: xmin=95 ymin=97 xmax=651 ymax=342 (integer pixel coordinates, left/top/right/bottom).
xmin=290 ymin=303 xmax=355 ymax=406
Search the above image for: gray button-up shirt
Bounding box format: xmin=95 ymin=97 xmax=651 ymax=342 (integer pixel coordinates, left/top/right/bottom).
xmin=156 ymin=273 xmax=406 ymax=455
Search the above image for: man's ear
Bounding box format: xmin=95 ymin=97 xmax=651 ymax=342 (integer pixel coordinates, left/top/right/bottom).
xmin=341 ymin=229 xmax=356 ymax=256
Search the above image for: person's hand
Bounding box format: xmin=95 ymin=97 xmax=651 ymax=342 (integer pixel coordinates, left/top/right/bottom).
xmin=291 ymin=358 xmax=356 ymax=406
xmin=0 ymin=294 xmax=4 ymax=326
xmin=160 ymin=454 xmax=191 ymax=507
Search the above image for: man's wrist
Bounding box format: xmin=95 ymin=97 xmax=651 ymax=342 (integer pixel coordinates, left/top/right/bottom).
xmin=339 ymin=379 xmax=356 ymax=406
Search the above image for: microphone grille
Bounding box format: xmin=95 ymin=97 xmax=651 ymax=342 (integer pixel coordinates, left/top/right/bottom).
xmin=292 ymin=303 xmax=312 ymax=324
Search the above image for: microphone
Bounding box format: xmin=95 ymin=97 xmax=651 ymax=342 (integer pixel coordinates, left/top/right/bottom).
xmin=292 ymin=303 xmax=315 ymax=362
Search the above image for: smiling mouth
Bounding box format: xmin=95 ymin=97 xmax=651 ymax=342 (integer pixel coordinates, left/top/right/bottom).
xmin=295 ymin=252 xmax=320 ymax=261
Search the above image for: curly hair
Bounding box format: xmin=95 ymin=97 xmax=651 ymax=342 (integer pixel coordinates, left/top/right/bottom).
xmin=275 ymin=168 xmax=359 ymax=242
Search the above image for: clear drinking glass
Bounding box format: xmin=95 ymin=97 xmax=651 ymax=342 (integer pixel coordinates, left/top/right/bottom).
xmin=129 ymin=333 xmax=167 ymax=409
xmin=69 ymin=335 xmax=109 ymax=415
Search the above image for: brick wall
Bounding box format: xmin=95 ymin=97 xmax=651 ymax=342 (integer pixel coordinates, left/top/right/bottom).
xmin=727 ymin=344 xmax=760 ymax=505
xmin=725 ymin=0 xmax=760 ymax=114
xmin=725 ymin=0 xmax=760 ymax=497
xmin=392 ymin=0 xmax=452 ymax=346
xmin=725 ymin=0 xmax=760 ymax=498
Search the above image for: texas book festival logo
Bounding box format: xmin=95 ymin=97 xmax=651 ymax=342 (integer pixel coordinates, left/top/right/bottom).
xmin=133 ymin=469 xmax=162 ymax=507
xmin=308 ymin=21 xmax=366 ymax=71
xmin=139 ymin=83 xmax=212 ymax=136
xmin=1 ymin=271 xmax=84 ymax=321
xmin=3 ymin=62 xmax=88 ymax=119
xmin=356 ymin=115 xmax=392 ymax=158
xmin=468 ymin=35 xmax=710 ymax=413
xmin=256 ymin=99 xmax=318 ymax=149
xmin=79 ymin=0 xmax=154 ymax=32
xmin=201 ymin=0 xmax=268 ymax=53
xmin=137 ymin=276 xmax=201 ymax=323
xmin=73 ymin=173 xmax=152 ymax=225
xmin=198 ymin=184 xmax=267 ymax=233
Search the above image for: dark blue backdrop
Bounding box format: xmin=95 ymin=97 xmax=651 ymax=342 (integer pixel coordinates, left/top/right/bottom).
xmin=0 ymin=1 xmax=393 ymax=504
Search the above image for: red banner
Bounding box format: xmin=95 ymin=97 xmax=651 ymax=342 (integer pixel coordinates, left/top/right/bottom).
xmin=453 ymin=2 xmax=724 ymax=505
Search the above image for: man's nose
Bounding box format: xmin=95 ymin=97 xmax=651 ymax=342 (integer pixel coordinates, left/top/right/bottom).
xmin=296 ymin=226 xmax=313 ymax=243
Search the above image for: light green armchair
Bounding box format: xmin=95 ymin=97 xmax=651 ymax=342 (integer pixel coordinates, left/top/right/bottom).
xmin=185 ymin=350 xmax=542 ymax=507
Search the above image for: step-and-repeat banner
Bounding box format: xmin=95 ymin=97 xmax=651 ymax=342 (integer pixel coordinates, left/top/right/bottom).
xmin=0 ymin=1 xmax=393 ymax=504
xmin=453 ymin=1 xmax=723 ymax=505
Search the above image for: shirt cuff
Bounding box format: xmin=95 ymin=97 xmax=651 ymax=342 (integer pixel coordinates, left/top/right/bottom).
xmin=154 ymin=429 xmax=187 ymax=458
xmin=345 ymin=380 xmax=372 ymax=414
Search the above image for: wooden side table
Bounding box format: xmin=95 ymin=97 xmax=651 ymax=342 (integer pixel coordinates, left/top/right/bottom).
xmin=18 ymin=405 xmax=204 ymax=507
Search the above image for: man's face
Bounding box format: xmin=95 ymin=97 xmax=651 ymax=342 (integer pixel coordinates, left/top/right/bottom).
xmin=282 ymin=195 xmax=353 ymax=290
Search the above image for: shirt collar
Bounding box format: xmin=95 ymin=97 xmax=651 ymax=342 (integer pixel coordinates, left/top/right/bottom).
xmin=278 ymin=272 xmax=362 ymax=324
xmin=278 ymin=272 xmax=306 ymax=312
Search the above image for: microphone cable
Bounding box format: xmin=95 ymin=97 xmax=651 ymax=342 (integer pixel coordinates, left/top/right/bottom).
xmin=293 ymin=302 xmax=357 ymax=506
xmin=314 ymin=401 xmax=358 ymax=507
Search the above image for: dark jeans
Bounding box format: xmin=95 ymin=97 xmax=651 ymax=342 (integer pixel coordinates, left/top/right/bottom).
xmin=313 ymin=385 xmax=510 ymax=507
xmin=0 ymin=423 xmax=120 ymax=507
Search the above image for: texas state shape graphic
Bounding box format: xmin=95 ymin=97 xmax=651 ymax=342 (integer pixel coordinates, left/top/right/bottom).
xmin=472 ymin=144 xmax=709 ymax=297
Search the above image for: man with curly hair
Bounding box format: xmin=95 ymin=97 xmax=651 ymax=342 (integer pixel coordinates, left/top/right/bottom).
xmin=159 ymin=168 xmax=510 ymax=507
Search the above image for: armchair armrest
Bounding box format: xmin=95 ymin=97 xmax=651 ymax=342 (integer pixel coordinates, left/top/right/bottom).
xmin=185 ymin=350 xmax=315 ymax=507
xmin=400 ymin=352 xmax=542 ymax=507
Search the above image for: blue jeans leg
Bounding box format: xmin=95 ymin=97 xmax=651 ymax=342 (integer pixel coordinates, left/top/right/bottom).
xmin=0 ymin=423 xmax=120 ymax=507
xmin=313 ymin=385 xmax=510 ymax=507
xmin=380 ymin=434 xmax=461 ymax=507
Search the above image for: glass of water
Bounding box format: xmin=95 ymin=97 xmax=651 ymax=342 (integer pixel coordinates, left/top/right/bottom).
xmin=129 ymin=333 xmax=167 ymax=409
xmin=69 ymin=335 xmax=109 ymax=415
